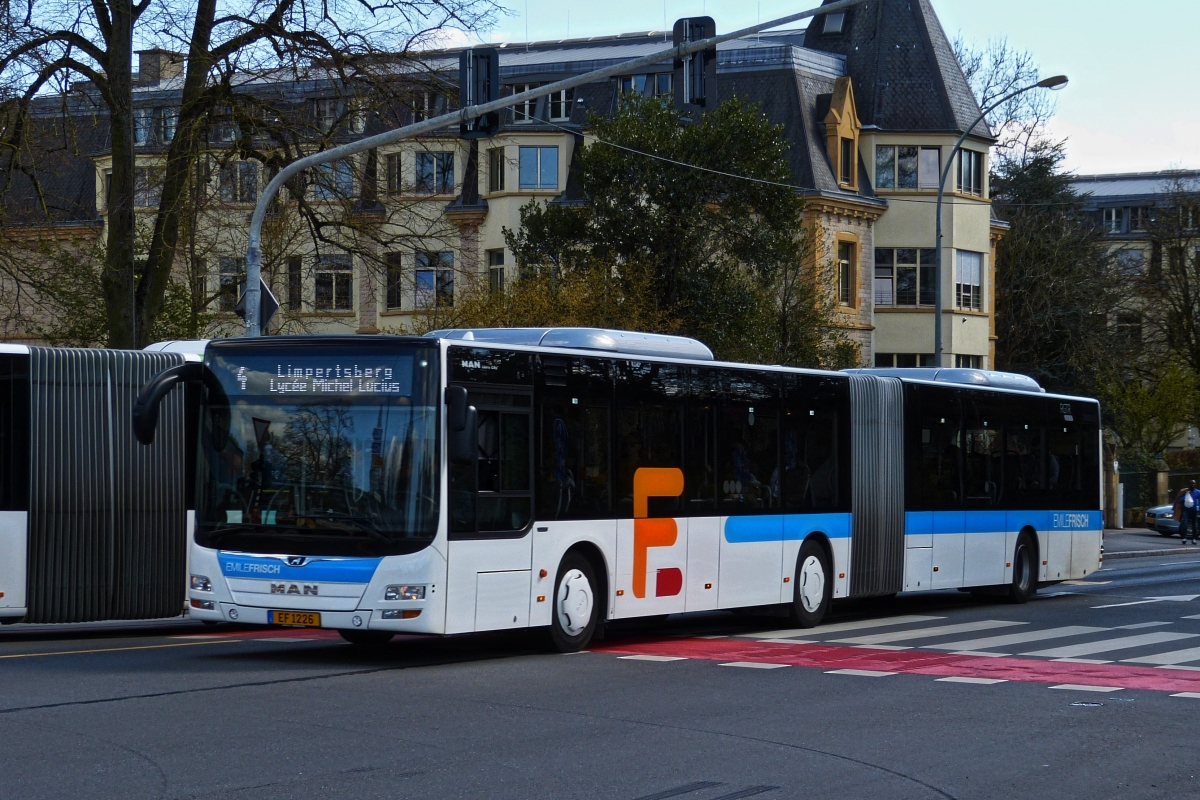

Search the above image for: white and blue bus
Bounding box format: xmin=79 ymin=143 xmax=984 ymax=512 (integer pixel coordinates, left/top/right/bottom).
xmin=133 ymin=328 xmax=1102 ymax=650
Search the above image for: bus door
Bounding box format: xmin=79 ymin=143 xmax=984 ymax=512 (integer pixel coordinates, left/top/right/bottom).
xmin=715 ymin=370 xmax=783 ymax=609
xmin=445 ymin=368 xmax=536 ymax=633
xmin=613 ymin=361 xmax=688 ymax=618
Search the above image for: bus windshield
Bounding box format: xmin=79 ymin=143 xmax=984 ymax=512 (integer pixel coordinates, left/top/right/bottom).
xmin=195 ymin=340 xmax=440 ymax=557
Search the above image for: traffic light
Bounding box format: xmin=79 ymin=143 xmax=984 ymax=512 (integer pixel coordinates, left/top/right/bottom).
xmin=673 ymin=17 xmax=717 ymax=113
xmin=459 ymin=48 xmax=500 ymax=138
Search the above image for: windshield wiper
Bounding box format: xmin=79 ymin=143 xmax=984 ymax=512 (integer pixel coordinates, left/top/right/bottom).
xmin=302 ymin=513 xmax=392 ymax=542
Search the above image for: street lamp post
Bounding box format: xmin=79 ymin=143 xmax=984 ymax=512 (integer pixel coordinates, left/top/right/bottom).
xmin=932 ymin=74 xmax=1067 ymax=367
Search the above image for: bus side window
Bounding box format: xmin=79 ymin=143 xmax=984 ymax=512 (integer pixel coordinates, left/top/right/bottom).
xmin=1004 ymin=397 xmax=1048 ymax=510
xmin=536 ymin=356 xmax=612 ymax=520
xmin=615 ymin=360 xmax=684 ymax=518
xmin=907 ymin=384 xmax=962 ymax=510
xmin=781 ymin=375 xmax=841 ymax=511
xmin=684 ymin=367 xmax=720 ymax=515
xmin=719 ymin=369 xmax=779 ymax=514
xmin=450 ymin=389 xmax=533 ymax=538
xmin=963 ymin=397 xmax=1004 ymax=508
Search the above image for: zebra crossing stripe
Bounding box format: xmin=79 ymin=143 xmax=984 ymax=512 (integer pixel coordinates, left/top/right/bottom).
xmin=1021 ymin=631 xmax=1198 ymax=659
xmin=832 ymin=620 xmax=1024 ymax=646
xmin=928 ymin=625 xmax=1109 ymax=652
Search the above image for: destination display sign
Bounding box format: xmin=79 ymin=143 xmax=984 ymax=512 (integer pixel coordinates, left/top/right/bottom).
xmin=208 ymin=348 xmax=425 ymax=398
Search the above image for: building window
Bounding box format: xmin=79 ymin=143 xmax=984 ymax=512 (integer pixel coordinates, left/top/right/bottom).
xmin=1103 ymin=207 xmax=1123 ymax=233
xmin=519 ymin=146 xmax=558 ymax=190
xmin=822 ymin=11 xmax=845 ymax=34
xmin=955 ymin=250 xmax=983 ymax=311
xmin=160 ymin=109 xmax=177 ymax=142
xmin=385 ymin=153 xmax=402 ymax=194
xmin=218 ymin=257 xmax=244 ymax=312
xmin=875 ymin=145 xmax=940 ymax=190
xmin=1128 ymin=206 xmax=1151 ymax=232
xmin=133 ymin=108 xmax=155 ymax=146
xmin=385 ymin=252 xmax=404 ymax=310
xmin=314 ymin=254 xmax=352 ymax=311
xmin=510 ymin=83 xmax=542 ymax=123
xmin=415 ymin=151 xmax=454 ymax=194
xmin=619 ymin=74 xmax=672 ymax=97
xmin=211 ymin=106 xmax=238 ymax=143
xmin=217 ymin=161 xmax=258 ymax=203
xmin=837 ymin=241 xmax=855 ymax=306
xmin=488 ymin=147 xmax=506 ymax=193
xmin=955 ymin=355 xmax=981 ymax=369
xmin=411 ymin=90 xmax=437 ymax=123
xmin=1115 ymin=313 xmax=1142 ymax=350
xmin=133 ymin=167 xmax=161 ymax=208
xmin=311 ymin=98 xmax=341 ymax=132
xmin=840 ymin=137 xmax=854 ymax=185
xmin=487 ymin=249 xmax=505 ymax=294
xmin=415 ymin=251 xmax=453 ymax=308
xmin=548 ymin=89 xmax=575 ymax=121
xmin=312 ymin=160 xmax=354 ymax=200
xmin=957 ymin=149 xmax=984 ymax=196
xmin=874 ymin=248 xmax=935 ymax=306
xmin=1116 ymin=248 xmax=1145 ymax=276
xmin=876 ymin=353 xmax=934 ymax=368
xmin=287 ymin=256 xmax=303 ymax=310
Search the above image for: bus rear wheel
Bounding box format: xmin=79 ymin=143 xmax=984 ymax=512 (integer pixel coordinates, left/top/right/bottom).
xmin=338 ymin=629 xmax=395 ymax=646
xmin=549 ymin=552 xmax=599 ymax=653
xmin=790 ymin=539 xmax=831 ymax=628
xmin=1008 ymin=533 xmax=1037 ymax=604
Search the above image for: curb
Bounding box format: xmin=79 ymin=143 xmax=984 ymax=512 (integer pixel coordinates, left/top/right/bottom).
xmin=1103 ymin=547 xmax=1195 ymax=560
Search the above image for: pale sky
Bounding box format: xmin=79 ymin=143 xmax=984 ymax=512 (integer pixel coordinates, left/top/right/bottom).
xmin=469 ymin=0 xmax=1200 ymax=176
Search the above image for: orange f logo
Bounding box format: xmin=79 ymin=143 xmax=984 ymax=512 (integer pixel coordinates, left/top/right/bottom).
xmin=632 ymin=468 xmax=685 ymax=599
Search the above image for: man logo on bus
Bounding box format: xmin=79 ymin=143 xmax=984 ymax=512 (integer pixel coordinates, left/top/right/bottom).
xmin=633 ymin=468 xmax=685 ymax=599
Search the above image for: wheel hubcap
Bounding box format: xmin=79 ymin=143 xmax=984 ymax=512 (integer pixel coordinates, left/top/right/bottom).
xmin=798 ymin=555 xmax=825 ymax=613
xmin=557 ymin=569 xmax=593 ymax=637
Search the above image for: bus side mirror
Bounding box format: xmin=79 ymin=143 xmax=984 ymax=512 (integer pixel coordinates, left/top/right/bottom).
xmin=446 ymin=386 xmax=468 ymax=432
xmin=449 ymin=406 xmax=478 ymax=466
xmin=133 ymin=362 xmax=201 ymax=445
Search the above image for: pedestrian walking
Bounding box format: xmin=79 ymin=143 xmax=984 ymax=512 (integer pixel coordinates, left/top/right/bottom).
xmin=1179 ymin=480 xmax=1200 ymax=545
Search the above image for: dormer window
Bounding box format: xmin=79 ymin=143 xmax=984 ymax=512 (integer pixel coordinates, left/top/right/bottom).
xmin=823 ymin=12 xmax=845 ymax=34
xmin=1103 ymin=207 xmax=1122 ymax=233
xmin=840 ymin=137 xmax=854 ymax=185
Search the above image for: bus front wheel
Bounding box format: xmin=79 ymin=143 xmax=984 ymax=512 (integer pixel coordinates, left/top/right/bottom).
xmin=1009 ymin=533 xmax=1037 ymax=604
xmin=549 ymin=552 xmax=599 ymax=653
xmin=790 ymin=539 xmax=832 ymax=628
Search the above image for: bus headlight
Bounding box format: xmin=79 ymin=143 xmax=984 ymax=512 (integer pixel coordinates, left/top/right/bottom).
xmin=385 ymin=585 xmax=425 ymax=601
xmin=190 ymin=575 xmax=212 ymax=592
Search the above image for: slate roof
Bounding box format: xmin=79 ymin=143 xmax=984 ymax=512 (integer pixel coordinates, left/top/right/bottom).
xmin=803 ymin=0 xmax=991 ymax=139
xmin=1071 ymin=170 xmax=1200 ymax=207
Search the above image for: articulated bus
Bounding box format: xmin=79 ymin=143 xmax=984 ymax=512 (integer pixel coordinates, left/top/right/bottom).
xmin=133 ymin=328 xmax=1102 ymax=650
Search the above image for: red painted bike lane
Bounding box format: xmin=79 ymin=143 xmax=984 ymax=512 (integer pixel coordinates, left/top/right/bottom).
xmin=593 ymin=637 xmax=1200 ymax=694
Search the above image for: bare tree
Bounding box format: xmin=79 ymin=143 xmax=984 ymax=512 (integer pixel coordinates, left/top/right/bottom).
xmin=953 ymin=35 xmax=1057 ymax=162
xmin=1 ymin=0 xmax=500 ymax=347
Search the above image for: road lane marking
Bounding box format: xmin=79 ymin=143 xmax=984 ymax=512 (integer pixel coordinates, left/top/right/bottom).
xmin=1171 ymin=692 xmax=1200 ymax=699
xmin=1184 ymin=614 xmax=1200 ymax=620
xmin=618 ymin=655 xmax=687 ymax=662
xmin=831 ymin=620 xmax=1024 ymax=646
xmin=928 ymin=626 xmax=1109 ymax=652
xmin=1021 ymin=631 xmax=1198 ymax=659
xmin=1116 ymin=622 xmax=1173 ymax=629
xmin=1062 ymin=580 xmax=1111 ymax=585
xmin=852 ymin=644 xmax=912 ymax=651
xmin=719 ymin=662 xmax=789 ymax=669
xmin=936 ymin=676 xmax=1007 ymax=685
xmin=1050 ymin=684 xmax=1124 ymax=692
xmin=949 ymin=650 xmax=1010 ymax=657
xmin=757 ymin=639 xmax=819 ymax=645
xmin=738 ymin=615 xmax=943 ymax=639
xmin=1122 ymin=645 xmax=1200 ymax=666
xmin=0 ymin=639 xmax=238 ymax=660
xmin=1158 ymin=664 xmax=1200 ymax=671
xmin=1051 ymin=658 xmax=1113 ymax=664
xmin=825 ymin=668 xmax=896 ymax=677
xmin=1091 ymin=600 xmax=1163 ymax=609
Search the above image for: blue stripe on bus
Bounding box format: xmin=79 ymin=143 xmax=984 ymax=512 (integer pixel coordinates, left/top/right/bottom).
xmin=905 ymin=510 xmax=1101 ymax=535
xmin=723 ymin=512 xmax=851 ymax=543
xmin=218 ymin=551 xmax=381 ymax=583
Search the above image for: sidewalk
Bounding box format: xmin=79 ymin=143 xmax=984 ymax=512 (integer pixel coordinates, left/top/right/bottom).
xmin=1103 ymin=527 xmax=1197 ymax=560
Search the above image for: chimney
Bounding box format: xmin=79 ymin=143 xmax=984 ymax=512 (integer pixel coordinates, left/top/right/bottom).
xmin=136 ymin=49 xmax=184 ymax=84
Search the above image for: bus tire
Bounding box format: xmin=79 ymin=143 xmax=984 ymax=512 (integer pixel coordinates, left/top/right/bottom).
xmin=549 ymin=552 xmax=599 ymax=653
xmin=1008 ymin=533 xmax=1037 ymax=604
xmin=790 ymin=539 xmax=832 ymax=628
xmin=338 ymin=629 xmax=395 ymax=646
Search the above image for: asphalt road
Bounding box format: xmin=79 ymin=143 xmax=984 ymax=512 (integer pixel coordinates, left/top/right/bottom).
xmin=3 ymin=554 xmax=1200 ymax=800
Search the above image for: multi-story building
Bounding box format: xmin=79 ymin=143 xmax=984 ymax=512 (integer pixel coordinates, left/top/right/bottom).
xmin=5 ymin=0 xmax=1001 ymax=368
